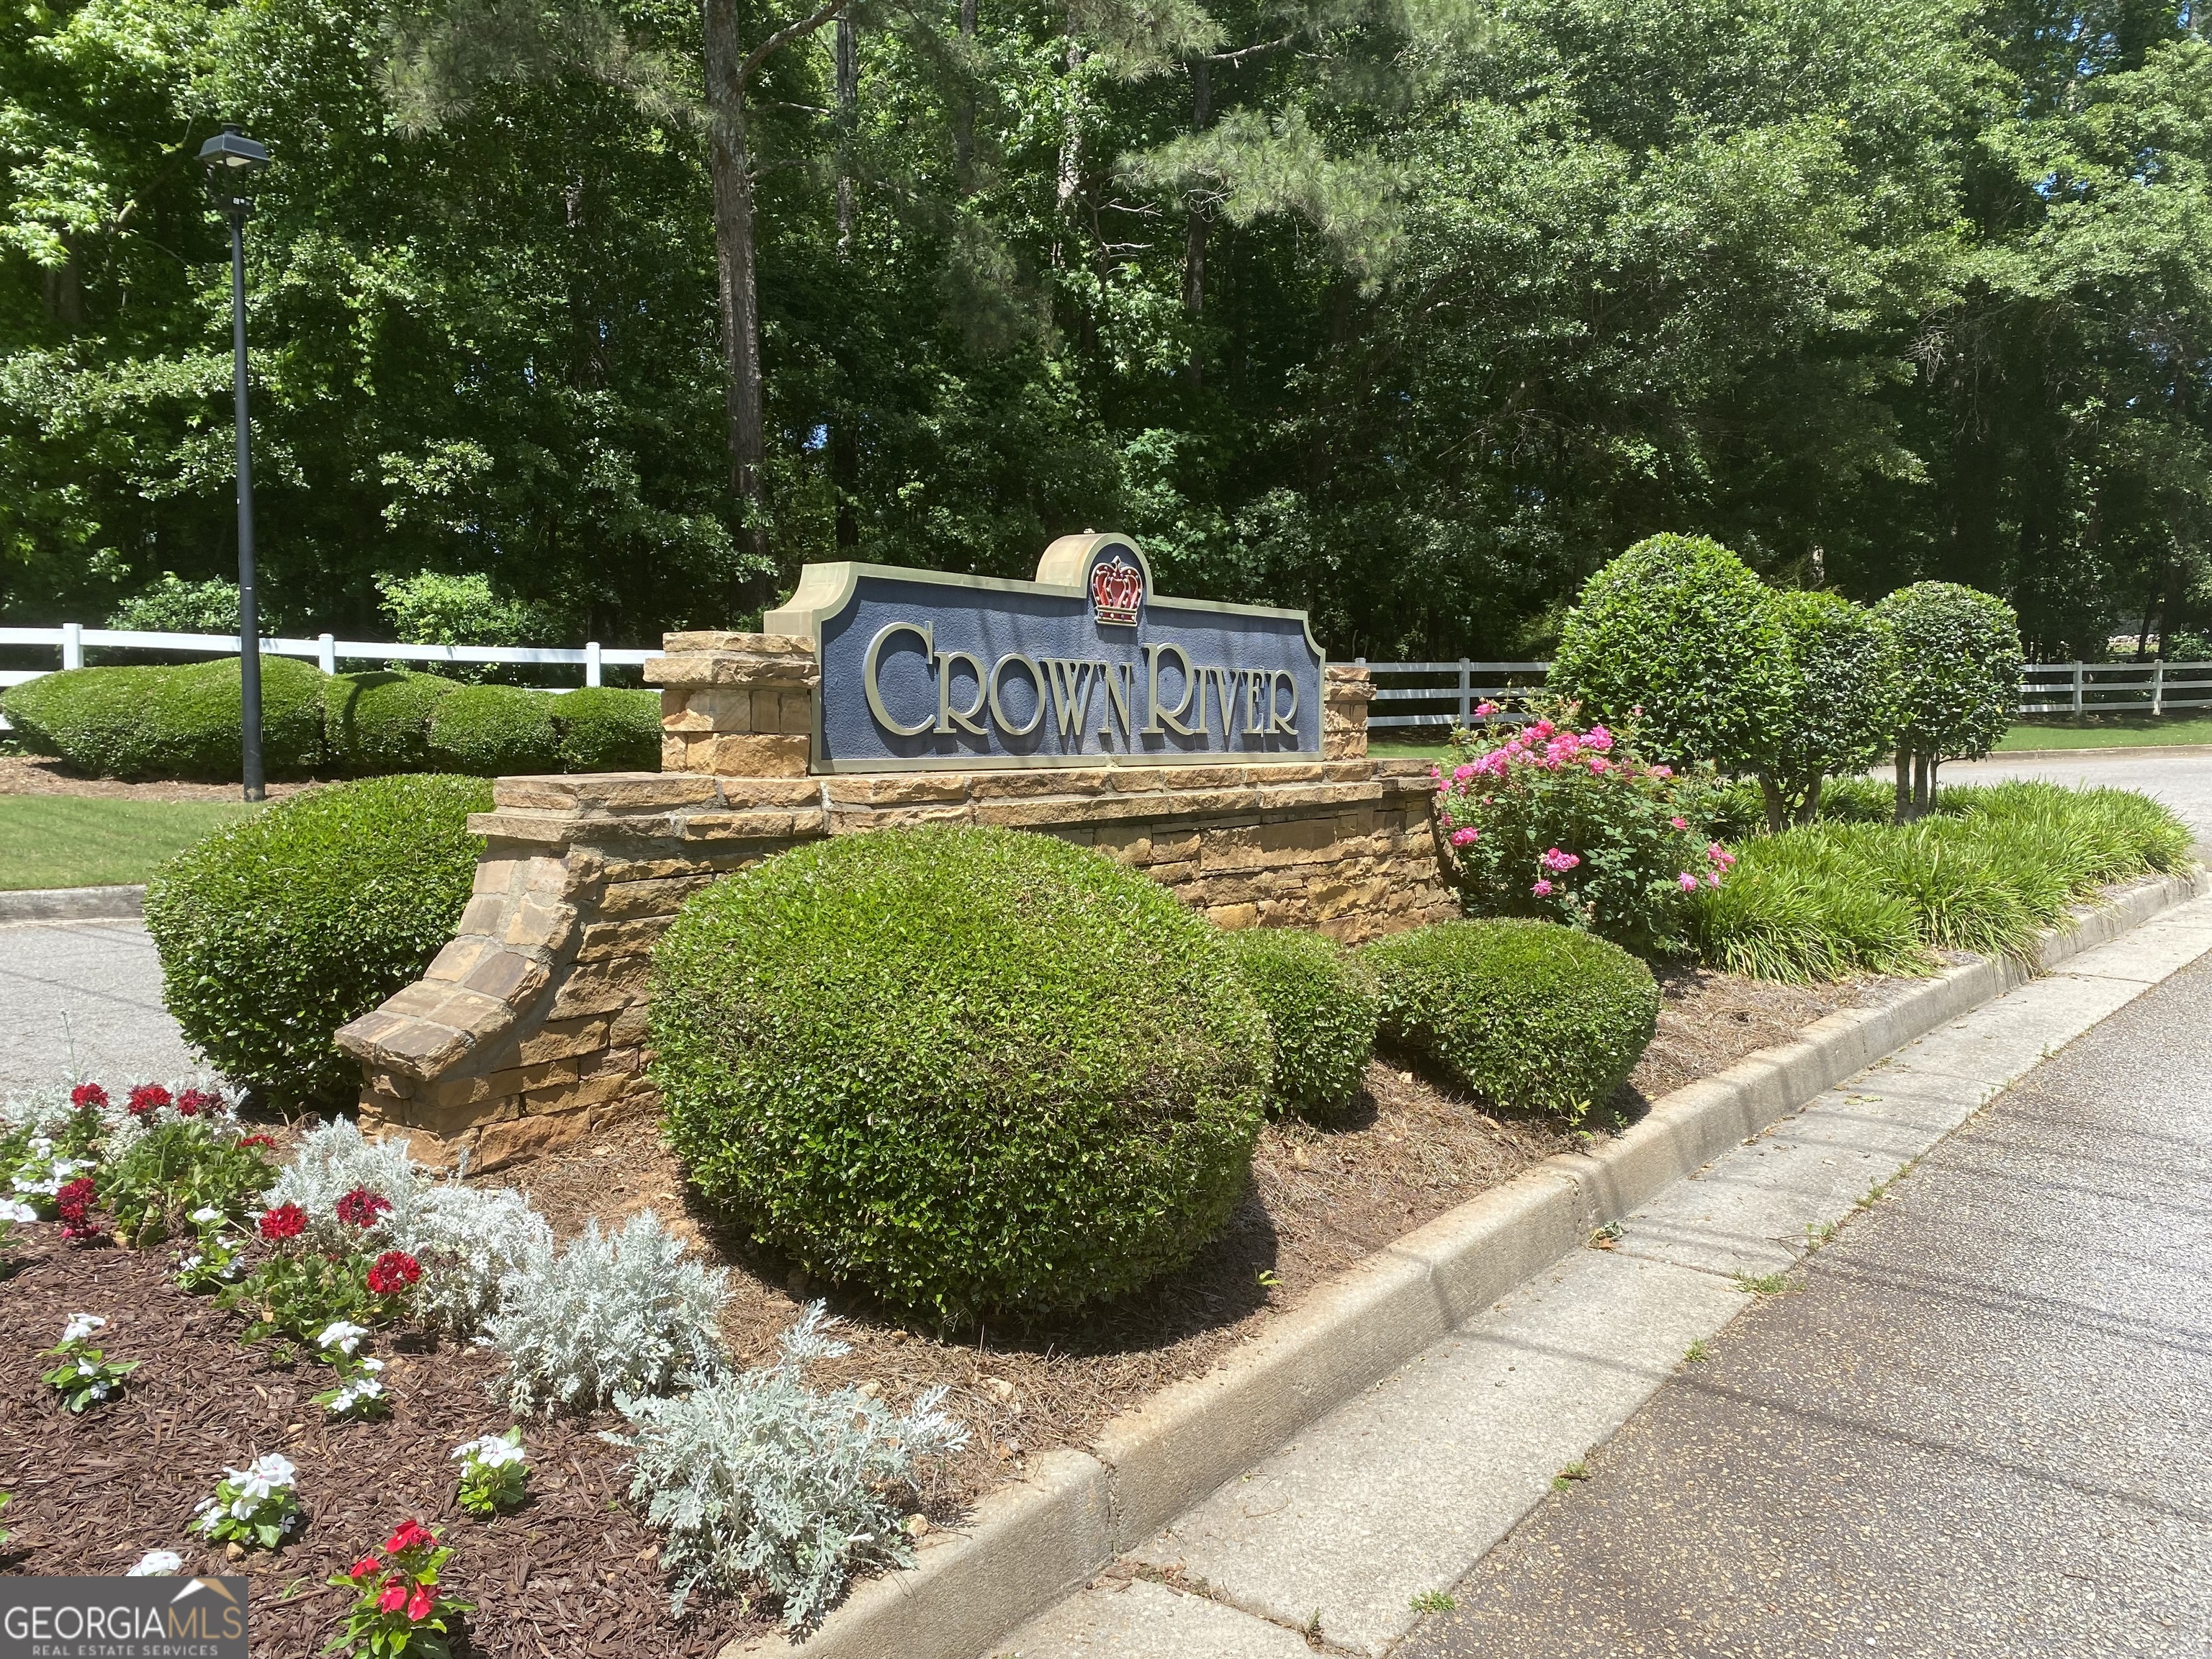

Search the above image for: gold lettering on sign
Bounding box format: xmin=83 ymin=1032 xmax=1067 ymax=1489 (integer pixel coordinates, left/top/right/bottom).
xmin=863 ymin=621 xmax=935 ymax=737
xmin=935 ymin=649 xmax=988 ymax=735
xmin=988 ymin=653 xmax=1048 ymax=737
xmin=1099 ymin=660 xmax=1134 ymax=742
xmin=1270 ymin=669 xmax=1299 ymax=735
xmin=1041 ymin=659 xmax=1095 ymax=739
xmin=1142 ymin=642 xmax=1202 ymax=737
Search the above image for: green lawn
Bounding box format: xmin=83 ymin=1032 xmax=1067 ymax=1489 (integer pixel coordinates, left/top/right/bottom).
xmin=1995 ymin=715 xmax=2212 ymax=751
xmin=0 ymin=796 xmax=257 ymax=891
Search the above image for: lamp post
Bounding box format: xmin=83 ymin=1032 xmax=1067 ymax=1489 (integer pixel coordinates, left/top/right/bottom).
xmin=198 ymin=122 xmax=271 ymax=802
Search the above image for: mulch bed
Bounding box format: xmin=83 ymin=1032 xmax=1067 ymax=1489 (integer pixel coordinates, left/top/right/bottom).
xmin=0 ymin=753 xmax=321 ymax=802
xmin=0 ymin=966 xmax=1876 ymax=1653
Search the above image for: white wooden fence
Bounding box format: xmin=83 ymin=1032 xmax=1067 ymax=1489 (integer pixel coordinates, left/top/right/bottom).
xmin=1357 ymin=657 xmax=2212 ymax=732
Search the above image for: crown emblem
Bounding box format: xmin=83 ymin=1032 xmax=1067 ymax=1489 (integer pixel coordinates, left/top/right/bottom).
xmin=1089 ymin=554 xmax=1142 ymax=626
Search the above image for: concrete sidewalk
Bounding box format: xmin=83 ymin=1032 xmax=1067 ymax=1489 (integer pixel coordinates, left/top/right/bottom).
xmin=992 ymin=894 xmax=2212 ymax=1658
xmin=0 ymin=917 xmax=196 ymax=1093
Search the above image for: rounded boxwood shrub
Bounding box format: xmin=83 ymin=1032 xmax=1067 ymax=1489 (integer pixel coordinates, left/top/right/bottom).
xmin=649 ymin=825 xmax=1270 ymax=1322
xmin=0 ymin=655 xmax=324 ymax=781
xmin=323 ymin=670 xmax=463 ymax=774
xmin=1220 ymin=927 xmax=1378 ymax=1119
xmin=554 ymin=685 xmax=662 ymax=772
xmin=1361 ymin=920 xmax=1658 ymax=1118
xmin=143 ymin=774 xmax=492 ymax=1108
xmin=428 ymin=684 xmax=561 ymax=775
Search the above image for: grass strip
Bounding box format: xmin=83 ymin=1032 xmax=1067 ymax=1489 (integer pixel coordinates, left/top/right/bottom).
xmin=0 ymin=795 xmax=257 ymax=891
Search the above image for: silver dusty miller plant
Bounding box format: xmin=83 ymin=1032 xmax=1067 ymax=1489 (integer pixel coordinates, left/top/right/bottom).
xmin=615 ymin=1303 xmax=967 ymax=1629
xmin=265 ymin=1117 xmax=421 ymax=1251
xmin=489 ymin=1210 xmax=729 ymax=1413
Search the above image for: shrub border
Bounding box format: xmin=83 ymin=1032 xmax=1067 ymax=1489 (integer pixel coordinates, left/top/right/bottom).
xmin=726 ymin=866 xmax=2208 ymax=1659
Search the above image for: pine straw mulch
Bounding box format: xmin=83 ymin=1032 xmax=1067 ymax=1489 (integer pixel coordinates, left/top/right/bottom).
xmin=0 ymin=966 xmax=1874 ymax=1652
xmin=0 ymin=752 xmax=320 ymax=801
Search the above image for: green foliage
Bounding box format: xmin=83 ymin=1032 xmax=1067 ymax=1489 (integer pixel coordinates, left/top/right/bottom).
xmin=1548 ymin=536 xmax=1792 ymax=773
xmin=1219 ymin=927 xmax=1379 ymax=1119
xmin=554 ymin=685 xmax=662 ymax=772
xmin=650 ymin=826 xmax=1269 ymax=1321
xmin=96 ymin=1120 xmax=275 ymax=1246
xmin=221 ymin=1247 xmax=382 ymax=1346
xmin=1757 ymin=591 xmax=1900 ymax=829
xmin=143 ymin=774 xmax=490 ymax=1107
xmin=1876 ymin=584 xmax=2024 ymax=786
xmin=323 ymin=670 xmax=465 ymax=774
xmin=42 ymin=1335 xmax=138 ymax=1413
xmin=1693 ymin=781 xmax=2195 ymax=980
xmin=1362 ymin=920 xmax=1659 ymax=1119
xmin=0 ymin=656 xmax=326 ymax=781
xmin=107 ymin=572 xmax=287 ymax=634
xmin=427 ymin=684 xmax=561 ymax=775
xmin=1437 ymin=711 xmax=1722 ymax=954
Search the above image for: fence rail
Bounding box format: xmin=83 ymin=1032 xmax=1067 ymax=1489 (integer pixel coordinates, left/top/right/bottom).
xmin=0 ymin=624 xmax=662 ymax=690
xmin=1357 ymin=657 xmax=2212 ymax=733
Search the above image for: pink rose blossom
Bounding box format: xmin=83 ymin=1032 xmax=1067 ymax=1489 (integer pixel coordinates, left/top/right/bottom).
xmin=1669 ymin=816 xmax=1689 ymax=830
xmin=1449 ymin=827 xmax=1479 ymax=848
xmin=1705 ymin=871 xmax=1722 ymax=887
xmin=1539 ymin=848 xmax=1581 ymax=873
xmin=1652 ymin=765 xmax=1673 ymax=778
xmin=1677 ymin=872 xmax=1699 ymax=892
xmin=1531 ymin=878 xmax=1555 ymax=897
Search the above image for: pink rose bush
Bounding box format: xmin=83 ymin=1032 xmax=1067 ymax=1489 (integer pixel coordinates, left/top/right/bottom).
xmin=1433 ymin=706 xmax=1719 ymax=953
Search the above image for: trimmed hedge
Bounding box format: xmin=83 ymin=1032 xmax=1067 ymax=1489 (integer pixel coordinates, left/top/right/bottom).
xmin=1220 ymin=927 xmax=1378 ymax=1119
xmin=323 ymin=670 xmax=464 ymax=774
xmin=0 ymin=656 xmax=325 ymax=781
xmin=649 ymin=825 xmax=1271 ymax=1322
xmin=430 ymin=684 xmax=562 ymax=775
xmin=556 ymin=684 xmax=663 ymax=772
xmin=143 ymin=774 xmax=492 ymax=1108
xmin=0 ymin=659 xmax=662 ymax=778
xmin=1362 ymin=919 xmax=1658 ymax=1118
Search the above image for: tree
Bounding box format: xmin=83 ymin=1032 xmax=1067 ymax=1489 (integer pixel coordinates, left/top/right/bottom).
xmin=1547 ymin=534 xmax=1791 ymax=775
xmin=1756 ymin=590 xmax=1898 ymax=831
xmin=1874 ymin=582 xmax=2023 ymax=819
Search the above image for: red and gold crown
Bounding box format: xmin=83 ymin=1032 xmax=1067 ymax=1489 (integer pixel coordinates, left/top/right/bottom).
xmin=1090 ymin=554 xmax=1142 ymax=626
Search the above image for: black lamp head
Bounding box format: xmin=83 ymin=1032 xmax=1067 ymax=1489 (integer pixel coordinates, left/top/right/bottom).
xmin=198 ymin=123 xmax=269 ymax=218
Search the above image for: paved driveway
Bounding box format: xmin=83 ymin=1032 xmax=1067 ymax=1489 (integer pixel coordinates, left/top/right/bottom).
xmin=1947 ymin=747 xmax=2212 ymax=837
xmin=0 ymin=918 xmax=197 ymax=1095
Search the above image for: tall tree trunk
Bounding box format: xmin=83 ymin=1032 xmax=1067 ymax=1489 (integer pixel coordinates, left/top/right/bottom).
xmin=1894 ymin=747 xmax=1912 ymax=822
xmin=703 ymin=0 xmax=770 ymax=595
xmin=835 ymin=12 xmax=858 ymax=253
xmin=955 ymin=0 xmax=976 ymax=189
xmin=1758 ymin=774 xmax=1787 ymax=835
xmin=1054 ymin=37 xmax=1083 ymax=265
xmin=1182 ymin=57 xmax=1209 ymax=385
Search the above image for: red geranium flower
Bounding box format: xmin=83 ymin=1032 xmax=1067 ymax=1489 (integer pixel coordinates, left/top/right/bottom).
xmin=237 ymin=1133 xmax=277 ymax=1151
xmin=126 ymin=1084 xmax=171 ymax=1118
xmin=336 ymin=1188 xmax=393 ymax=1229
xmin=55 ymin=1176 xmax=96 ymax=1222
xmin=175 ymin=1088 xmax=220 ymax=1118
xmin=367 ymin=1251 xmax=422 ymax=1295
xmin=377 ymin=1577 xmax=408 ymax=1614
xmin=258 ymin=1202 xmax=307 ymax=1241
xmin=70 ymin=1083 xmax=107 ymax=1110
xmin=383 ymin=1519 xmax=433 ymax=1557
xmin=405 ymin=1584 xmax=432 ymax=1622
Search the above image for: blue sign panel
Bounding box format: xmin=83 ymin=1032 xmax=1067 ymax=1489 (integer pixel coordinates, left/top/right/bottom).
xmin=762 ymin=534 xmax=1326 ymax=772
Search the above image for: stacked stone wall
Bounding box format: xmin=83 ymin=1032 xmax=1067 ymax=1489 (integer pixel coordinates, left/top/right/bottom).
xmin=336 ymin=646 xmax=1449 ymax=1170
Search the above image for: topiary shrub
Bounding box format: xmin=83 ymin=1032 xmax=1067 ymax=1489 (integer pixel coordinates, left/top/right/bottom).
xmin=1755 ymin=590 xmax=1899 ymax=831
xmin=1362 ymin=919 xmax=1658 ymax=1119
xmin=1547 ymin=534 xmax=1791 ymax=774
xmin=1874 ymin=582 xmax=2023 ymax=819
xmin=1220 ymin=927 xmax=1378 ymax=1119
xmin=428 ymin=684 xmax=561 ymax=775
xmin=554 ymin=685 xmax=662 ymax=772
xmin=0 ymin=656 xmax=325 ymax=781
xmin=143 ymin=774 xmax=491 ymax=1107
xmin=323 ymin=670 xmax=463 ymax=775
xmin=650 ymin=825 xmax=1270 ymax=1322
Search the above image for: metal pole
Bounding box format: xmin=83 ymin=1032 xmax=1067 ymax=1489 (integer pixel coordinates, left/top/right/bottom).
xmin=228 ymin=211 xmax=263 ymax=802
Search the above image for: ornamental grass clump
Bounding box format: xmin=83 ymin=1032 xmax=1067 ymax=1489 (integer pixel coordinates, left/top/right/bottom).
xmin=1434 ymin=707 xmax=1722 ymax=953
xmin=487 ymin=1210 xmax=729 ymax=1414
xmin=1362 ymin=920 xmax=1660 ymax=1120
xmin=1218 ymin=928 xmax=1378 ymax=1119
xmin=649 ymin=825 xmax=1269 ymax=1322
xmin=616 ymin=1305 xmax=967 ymax=1629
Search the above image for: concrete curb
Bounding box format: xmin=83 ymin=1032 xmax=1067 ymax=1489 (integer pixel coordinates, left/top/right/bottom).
xmin=0 ymin=884 xmax=145 ymax=922
xmin=734 ymin=868 xmax=2207 ymax=1659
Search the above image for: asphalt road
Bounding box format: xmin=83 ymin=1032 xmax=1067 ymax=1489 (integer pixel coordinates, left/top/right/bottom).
xmin=0 ymin=918 xmax=197 ymax=1094
xmin=1403 ymin=951 xmax=2212 ymax=1659
xmin=1948 ymin=748 xmax=2212 ymax=837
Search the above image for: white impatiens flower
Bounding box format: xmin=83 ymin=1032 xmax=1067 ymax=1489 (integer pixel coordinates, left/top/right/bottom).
xmin=60 ymin=1313 xmax=107 ymax=1344
xmin=315 ymin=1321 xmax=369 ymax=1356
xmin=127 ymin=1550 xmax=184 ymax=1576
xmin=452 ymin=1433 xmax=527 ymax=1470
